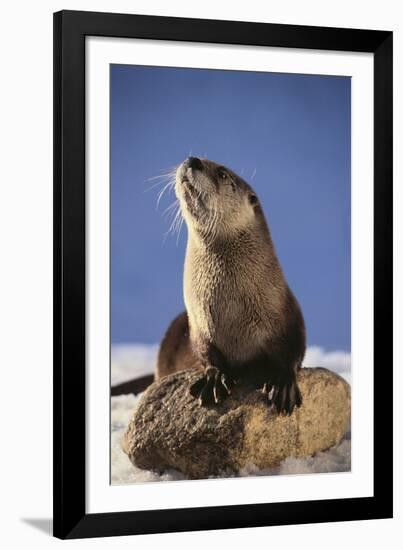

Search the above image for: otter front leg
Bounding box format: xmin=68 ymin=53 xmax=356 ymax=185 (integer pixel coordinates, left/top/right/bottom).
xmin=262 ymin=367 xmax=302 ymax=416
xmin=189 ymin=367 xmax=234 ymax=405
xmin=188 ymin=341 xmax=234 ymax=406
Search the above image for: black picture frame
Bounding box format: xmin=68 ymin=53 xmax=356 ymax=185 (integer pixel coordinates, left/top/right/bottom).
xmin=53 ymin=9 xmax=393 ymax=539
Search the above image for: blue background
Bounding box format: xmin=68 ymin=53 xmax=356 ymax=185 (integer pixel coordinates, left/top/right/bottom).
xmin=111 ymin=65 xmax=351 ymax=352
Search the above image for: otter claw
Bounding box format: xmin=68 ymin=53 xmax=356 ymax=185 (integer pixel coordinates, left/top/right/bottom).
xmin=262 ymin=373 xmax=302 ymax=416
xmin=199 ymin=374 xmax=215 ymax=405
xmin=221 ymin=373 xmax=232 ymax=395
xmin=189 ymin=368 xmax=233 ymax=406
xmin=213 ymin=383 xmax=223 ymax=404
xmin=189 ymin=377 xmax=205 ymax=398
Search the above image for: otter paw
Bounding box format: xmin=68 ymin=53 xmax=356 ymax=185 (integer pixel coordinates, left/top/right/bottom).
xmin=262 ymin=373 xmax=302 ymax=416
xmin=189 ymin=367 xmax=233 ymax=406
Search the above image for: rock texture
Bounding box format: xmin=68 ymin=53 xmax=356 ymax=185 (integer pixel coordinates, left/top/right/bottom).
xmin=122 ymin=367 xmax=350 ymax=479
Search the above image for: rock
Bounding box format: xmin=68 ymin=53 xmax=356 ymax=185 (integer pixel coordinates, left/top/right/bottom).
xmin=122 ymin=367 xmax=351 ymax=479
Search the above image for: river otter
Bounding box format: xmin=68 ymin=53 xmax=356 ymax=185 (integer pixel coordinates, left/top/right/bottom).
xmin=156 ymin=157 xmax=306 ymax=415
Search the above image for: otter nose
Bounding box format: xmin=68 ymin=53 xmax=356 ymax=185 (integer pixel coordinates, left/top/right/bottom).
xmin=186 ymin=156 xmax=203 ymax=171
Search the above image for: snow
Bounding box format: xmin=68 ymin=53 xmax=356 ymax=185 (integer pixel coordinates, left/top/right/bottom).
xmin=111 ymin=343 xmax=159 ymax=386
xmin=304 ymin=346 xmax=351 ymax=384
xmin=111 ymin=343 xmax=351 ymax=385
xmin=111 ymin=393 xmax=187 ymax=484
xmin=111 ymin=344 xmax=351 ymax=484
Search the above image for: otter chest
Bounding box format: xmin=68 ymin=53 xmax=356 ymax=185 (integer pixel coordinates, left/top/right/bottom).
xmin=184 ymin=250 xmax=267 ymax=361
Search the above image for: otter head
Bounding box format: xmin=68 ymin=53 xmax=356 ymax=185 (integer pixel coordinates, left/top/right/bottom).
xmin=175 ymin=157 xmax=260 ymax=242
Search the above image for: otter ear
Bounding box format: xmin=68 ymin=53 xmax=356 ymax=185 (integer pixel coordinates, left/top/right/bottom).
xmin=249 ymin=194 xmax=258 ymax=206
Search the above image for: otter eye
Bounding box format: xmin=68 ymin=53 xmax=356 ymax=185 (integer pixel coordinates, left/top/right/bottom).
xmin=249 ymin=194 xmax=258 ymax=205
xmin=218 ymin=169 xmax=227 ymax=179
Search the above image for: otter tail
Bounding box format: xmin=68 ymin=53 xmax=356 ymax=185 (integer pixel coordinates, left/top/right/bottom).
xmin=111 ymin=374 xmax=154 ymax=396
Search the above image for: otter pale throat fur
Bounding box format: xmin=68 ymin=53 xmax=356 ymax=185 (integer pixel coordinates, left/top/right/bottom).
xmin=156 ymin=157 xmax=306 ymax=415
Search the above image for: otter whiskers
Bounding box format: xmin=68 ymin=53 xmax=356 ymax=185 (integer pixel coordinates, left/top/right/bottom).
xmin=144 ymin=167 xmax=186 ymax=244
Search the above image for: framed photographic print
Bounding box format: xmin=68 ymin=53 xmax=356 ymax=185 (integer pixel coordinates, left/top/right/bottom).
xmin=53 ymin=10 xmax=393 ymax=539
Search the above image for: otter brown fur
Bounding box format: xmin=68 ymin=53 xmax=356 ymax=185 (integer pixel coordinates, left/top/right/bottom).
xmin=156 ymin=157 xmax=306 ymax=415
